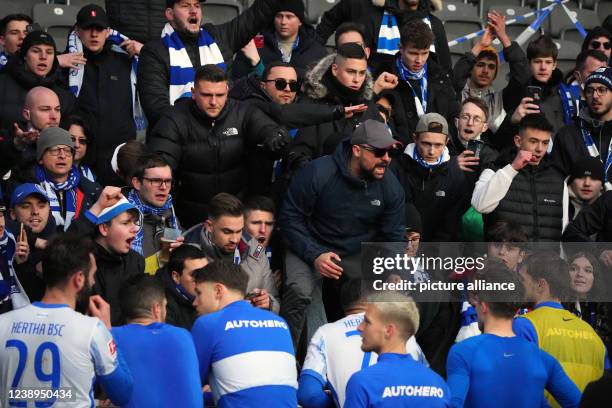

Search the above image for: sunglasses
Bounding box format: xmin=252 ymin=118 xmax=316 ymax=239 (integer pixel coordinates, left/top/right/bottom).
xmin=590 ymin=40 xmax=612 ymax=50
xmin=71 ymin=137 xmax=88 ymax=145
xmin=262 ymin=78 xmax=300 ymax=92
xmin=359 ymin=144 xmax=395 ymax=158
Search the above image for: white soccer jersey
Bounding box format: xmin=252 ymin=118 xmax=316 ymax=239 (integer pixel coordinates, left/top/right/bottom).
xmin=301 ymin=312 xmax=428 ymax=408
xmin=0 ymin=302 xmax=120 ymax=407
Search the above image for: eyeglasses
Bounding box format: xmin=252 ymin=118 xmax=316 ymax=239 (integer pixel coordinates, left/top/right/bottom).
xmin=46 ymin=146 xmax=73 ymax=156
xmin=590 ymin=40 xmax=612 ymax=50
xmin=262 ymin=78 xmax=300 ymax=92
xmin=585 ymin=86 xmax=610 ymax=97
xmin=459 ymin=114 xmax=485 ymax=125
xmin=71 ymin=137 xmax=88 ymax=145
xmin=143 ymin=177 xmax=174 ymax=188
xmin=359 ymin=144 xmax=394 ymax=158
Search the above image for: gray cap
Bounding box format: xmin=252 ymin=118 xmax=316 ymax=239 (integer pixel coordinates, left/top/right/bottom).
xmin=36 ymin=127 xmax=75 ymax=161
xmin=415 ymin=113 xmax=449 ymax=136
xmin=350 ymin=119 xmax=401 ymax=149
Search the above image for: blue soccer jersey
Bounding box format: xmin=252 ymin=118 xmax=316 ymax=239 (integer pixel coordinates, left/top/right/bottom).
xmin=0 ymin=302 xmax=133 ymax=407
xmin=191 ymin=300 xmax=297 ymax=407
xmin=446 ymin=334 xmax=581 ymax=408
xmin=345 ymin=353 xmax=450 ymax=408
xmin=112 ymin=322 xmax=203 ymax=408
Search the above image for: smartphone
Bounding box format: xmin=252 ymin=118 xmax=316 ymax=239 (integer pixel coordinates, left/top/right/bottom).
xmin=19 ymin=223 xmax=26 ymax=243
xmin=526 ymin=86 xmax=542 ymax=109
xmin=466 ymin=140 xmax=483 ymax=159
xmin=245 ymin=291 xmax=259 ymax=301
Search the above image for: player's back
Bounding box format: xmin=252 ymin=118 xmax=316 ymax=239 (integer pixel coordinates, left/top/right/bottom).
xmin=447 ymin=334 xmax=580 ymax=408
xmin=345 ymin=353 xmax=450 ymax=408
xmin=301 ymin=313 xmax=427 ymax=407
xmin=191 ymin=300 xmax=297 ymax=407
xmin=112 ymin=322 xmax=203 ymax=408
xmin=0 ymin=302 xmax=111 ymax=407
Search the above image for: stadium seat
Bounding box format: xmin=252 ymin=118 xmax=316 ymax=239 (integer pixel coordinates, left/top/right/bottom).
xmin=434 ymin=1 xmax=480 ymax=22
xmin=0 ymin=0 xmax=38 ymax=16
xmin=32 ymin=3 xmax=79 ymax=52
xmin=202 ymin=0 xmax=242 ymax=25
xmin=449 ymin=40 xmax=471 ymax=68
xmin=548 ymin=6 xmax=599 ymax=40
xmin=488 ymin=5 xmax=535 ymax=39
xmin=305 ymin=0 xmax=341 ymax=25
xmin=581 ymin=0 xmax=597 ymax=11
xmin=69 ymin=0 xmax=105 ymax=10
xmin=556 ymin=40 xmax=581 ymax=75
xmin=596 ymin=0 xmax=612 ymax=20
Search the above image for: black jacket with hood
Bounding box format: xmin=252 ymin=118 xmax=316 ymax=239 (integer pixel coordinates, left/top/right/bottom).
xmin=390 ymin=148 xmax=470 ymax=242
xmin=279 ymin=139 xmax=406 ymax=264
xmin=137 ymin=0 xmax=280 ymax=128
xmin=156 ymin=265 xmax=198 ymax=330
xmin=105 ymin=0 xmax=167 ymax=44
xmin=147 ymin=97 xmax=283 ymax=228
xmin=231 ymin=24 xmax=328 ymax=80
xmin=316 ymin=0 xmax=451 ymax=74
xmin=285 ymin=53 xmax=381 ymax=173
xmin=552 ymin=109 xmax=612 ymax=183
xmin=379 ymin=58 xmax=460 ymax=144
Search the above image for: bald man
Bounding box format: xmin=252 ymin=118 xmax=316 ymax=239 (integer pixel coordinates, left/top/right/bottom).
xmin=0 ymin=87 xmax=61 ymax=176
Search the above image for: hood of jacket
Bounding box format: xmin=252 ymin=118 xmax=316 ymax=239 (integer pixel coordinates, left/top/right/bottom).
xmin=303 ymin=53 xmax=374 ymax=101
xmin=229 ymin=75 xmax=271 ymax=102
xmin=577 ymin=107 xmax=612 ymax=130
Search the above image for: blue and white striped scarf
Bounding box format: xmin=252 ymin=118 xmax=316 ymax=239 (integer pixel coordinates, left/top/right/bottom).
xmin=559 ymin=82 xmax=583 ymax=126
xmin=377 ymin=12 xmax=436 ymax=55
xmin=67 ymin=29 xmax=147 ymax=133
xmin=35 ymin=165 xmax=81 ymax=231
xmin=579 ymin=119 xmax=612 ymax=191
xmin=79 ymin=165 xmax=96 ymax=183
xmin=404 ymin=143 xmax=450 ymax=169
xmin=127 ymin=189 xmax=177 ymax=255
xmin=162 ymin=23 xmax=226 ymax=104
xmin=0 ymin=231 xmax=29 ymax=310
xmin=396 ymin=56 xmax=428 ymax=116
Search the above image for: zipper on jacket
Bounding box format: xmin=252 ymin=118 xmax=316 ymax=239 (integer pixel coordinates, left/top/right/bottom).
xmin=529 ymin=170 xmax=539 ymax=241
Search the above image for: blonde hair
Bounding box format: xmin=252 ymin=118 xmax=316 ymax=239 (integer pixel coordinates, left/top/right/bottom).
xmin=368 ymin=291 xmax=420 ymax=340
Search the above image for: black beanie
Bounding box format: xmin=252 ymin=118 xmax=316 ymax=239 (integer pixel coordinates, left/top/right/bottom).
xmin=20 ymin=31 xmax=56 ymax=59
xmin=570 ymin=157 xmax=605 ymax=183
xmin=277 ymin=0 xmax=305 ymax=22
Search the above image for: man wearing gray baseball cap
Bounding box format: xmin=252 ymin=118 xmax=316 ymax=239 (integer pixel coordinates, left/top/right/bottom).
xmin=9 ymin=127 xmax=101 ymax=232
xmin=278 ymin=119 xmax=406 ymax=349
xmin=390 ymin=112 xmax=471 ymax=242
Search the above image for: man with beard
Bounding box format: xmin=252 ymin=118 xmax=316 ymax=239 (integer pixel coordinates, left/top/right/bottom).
xmin=279 ymin=120 xmax=405 ymax=348
xmin=69 ymin=187 xmax=144 ymax=326
xmin=0 ymin=233 xmax=134 ymax=407
xmin=316 ymin=0 xmax=451 ymax=74
xmin=344 ymin=292 xmax=450 ymax=408
xmin=285 ymin=43 xmax=380 ymax=173
xmin=553 ymin=67 xmax=612 ymax=191
xmin=138 ymin=0 xmax=281 ymax=129
xmin=183 ymin=193 xmax=279 ymax=312
xmin=446 ymin=260 xmax=581 ymax=408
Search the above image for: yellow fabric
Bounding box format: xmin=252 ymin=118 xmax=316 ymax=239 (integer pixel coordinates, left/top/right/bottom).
xmin=144 ymin=253 xmax=160 ymax=275
xmin=524 ymin=306 xmax=605 ymax=407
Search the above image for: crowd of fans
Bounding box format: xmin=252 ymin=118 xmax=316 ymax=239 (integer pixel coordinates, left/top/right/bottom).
xmin=0 ymin=0 xmax=611 ymax=406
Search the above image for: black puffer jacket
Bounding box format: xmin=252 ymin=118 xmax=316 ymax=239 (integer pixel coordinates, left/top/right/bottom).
xmin=380 ymin=58 xmax=460 ymax=144
xmin=563 ymin=191 xmax=612 ymax=243
xmin=390 ymin=150 xmax=470 ymax=242
xmin=0 ymin=58 xmax=77 ymax=138
xmin=137 ymin=0 xmax=280 ymax=128
xmin=105 ymin=0 xmax=167 ymax=44
xmin=485 ymin=152 xmax=566 ymax=241
xmin=316 ymin=0 xmax=451 ymax=74
xmin=231 ymin=24 xmax=328 ymax=80
xmin=147 ymin=98 xmax=282 ymax=228
xmin=285 ymin=53 xmax=380 ymax=173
